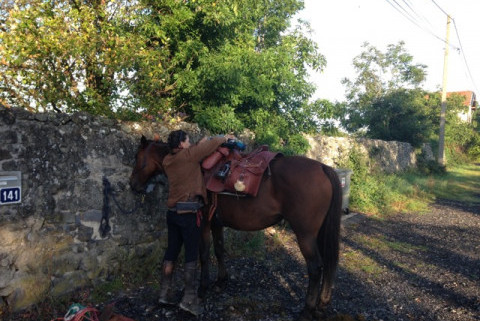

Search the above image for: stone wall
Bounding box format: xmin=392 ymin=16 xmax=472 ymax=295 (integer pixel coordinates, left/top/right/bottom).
xmin=0 ymin=108 xmax=203 ymax=311
xmin=305 ymin=135 xmax=433 ymax=173
xmin=0 ymin=107 xmax=432 ymax=311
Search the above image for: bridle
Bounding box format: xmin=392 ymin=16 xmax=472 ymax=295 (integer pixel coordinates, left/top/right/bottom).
xmin=131 ymin=141 xmax=166 ymax=180
xmin=100 ymin=141 xmax=167 ymax=238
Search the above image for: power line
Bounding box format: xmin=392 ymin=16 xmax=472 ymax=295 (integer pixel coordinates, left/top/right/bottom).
xmin=430 ymin=0 xmax=479 ymax=93
xmin=384 ymin=0 xmax=454 ymax=47
xmin=404 ymin=0 xmax=436 ymax=31
xmin=430 ymin=0 xmax=449 ymax=16
xmin=386 ymin=0 xmax=478 ymax=94
xmin=402 ymin=0 xmax=435 ymax=29
xmin=452 ymin=19 xmax=479 ymax=93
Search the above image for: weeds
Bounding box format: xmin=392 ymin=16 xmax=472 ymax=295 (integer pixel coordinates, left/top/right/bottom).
xmin=343 ymin=150 xmax=480 ymax=216
xmin=90 ymin=279 xmax=124 ymax=302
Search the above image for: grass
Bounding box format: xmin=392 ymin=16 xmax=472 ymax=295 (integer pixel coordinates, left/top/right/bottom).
xmin=426 ymin=164 xmax=480 ymax=203
xmin=342 ymin=249 xmax=384 ymax=277
xmin=342 ymin=232 xmax=429 ymax=278
xmin=349 ymin=163 xmax=480 ymax=216
xmin=223 ymin=229 xmax=267 ymax=258
xmin=90 ymin=278 xmax=125 ymax=302
xmin=352 ymin=233 xmax=427 ymax=254
xmin=341 ymin=162 xmax=479 ymax=279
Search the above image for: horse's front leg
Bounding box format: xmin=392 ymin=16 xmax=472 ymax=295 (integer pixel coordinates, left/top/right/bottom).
xmin=198 ymin=217 xmax=212 ymax=298
xmin=211 ymin=216 xmax=228 ymax=291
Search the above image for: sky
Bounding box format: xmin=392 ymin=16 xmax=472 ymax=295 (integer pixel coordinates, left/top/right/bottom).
xmin=297 ymin=0 xmax=480 ymax=102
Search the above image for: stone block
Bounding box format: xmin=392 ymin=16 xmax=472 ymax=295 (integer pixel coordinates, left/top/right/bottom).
xmin=4 ymin=273 xmax=50 ymax=310
xmin=51 ymin=271 xmax=90 ymax=297
xmin=51 ymin=253 xmax=83 ymax=276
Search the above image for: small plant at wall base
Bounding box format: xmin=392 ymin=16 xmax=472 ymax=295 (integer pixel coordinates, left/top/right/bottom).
xmin=336 ymin=145 xmax=430 ymax=216
xmin=416 ymin=149 xmax=446 ymax=175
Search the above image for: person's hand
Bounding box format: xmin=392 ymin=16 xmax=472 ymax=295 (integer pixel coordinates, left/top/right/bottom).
xmin=225 ymin=134 xmax=236 ymax=141
xmin=198 ymin=136 xmax=209 ymax=144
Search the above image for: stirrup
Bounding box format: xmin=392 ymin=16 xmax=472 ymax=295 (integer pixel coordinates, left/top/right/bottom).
xmin=215 ymin=162 xmax=230 ymax=180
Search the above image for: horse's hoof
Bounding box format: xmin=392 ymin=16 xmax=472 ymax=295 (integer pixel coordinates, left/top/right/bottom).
xmin=313 ymin=308 xmax=327 ymax=320
xmin=213 ymin=279 xmax=228 ymax=293
xmin=296 ymin=308 xmax=314 ymax=321
xmin=198 ymin=286 xmax=207 ymax=299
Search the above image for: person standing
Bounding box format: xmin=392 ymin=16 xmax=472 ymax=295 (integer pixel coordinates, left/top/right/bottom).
xmin=158 ymin=130 xmax=232 ymax=316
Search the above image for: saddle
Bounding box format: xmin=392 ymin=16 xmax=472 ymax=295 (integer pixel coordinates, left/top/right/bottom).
xmin=202 ymin=145 xmax=280 ymax=197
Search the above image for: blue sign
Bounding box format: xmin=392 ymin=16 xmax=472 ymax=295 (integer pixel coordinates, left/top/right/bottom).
xmin=1 ymin=187 xmax=21 ymax=204
xmin=0 ymin=172 xmax=22 ymax=205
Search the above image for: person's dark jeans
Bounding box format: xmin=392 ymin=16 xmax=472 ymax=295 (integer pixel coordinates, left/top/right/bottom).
xmin=163 ymin=210 xmax=201 ymax=263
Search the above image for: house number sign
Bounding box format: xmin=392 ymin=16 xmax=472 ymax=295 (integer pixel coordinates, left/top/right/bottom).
xmin=0 ymin=171 xmax=21 ymax=205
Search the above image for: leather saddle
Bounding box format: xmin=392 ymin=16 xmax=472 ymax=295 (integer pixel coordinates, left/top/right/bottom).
xmin=202 ymin=145 xmax=281 ymax=197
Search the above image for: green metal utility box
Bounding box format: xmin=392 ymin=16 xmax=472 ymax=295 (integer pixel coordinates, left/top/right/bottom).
xmin=334 ymin=168 xmax=353 ymax=214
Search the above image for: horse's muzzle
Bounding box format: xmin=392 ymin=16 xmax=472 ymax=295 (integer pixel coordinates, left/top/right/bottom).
xmin=129 ymin=178 xmax=146 ymax=194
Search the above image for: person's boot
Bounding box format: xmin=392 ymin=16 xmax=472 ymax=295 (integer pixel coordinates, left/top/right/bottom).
xmin=179 ymin=261 xmax=204 ymax=316
xmin=158 ymin=261 xmax=176 ymax=305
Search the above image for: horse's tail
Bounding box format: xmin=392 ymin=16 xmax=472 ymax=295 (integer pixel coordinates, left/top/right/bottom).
xmin=317 ymin=164 xmax=342 ymax=298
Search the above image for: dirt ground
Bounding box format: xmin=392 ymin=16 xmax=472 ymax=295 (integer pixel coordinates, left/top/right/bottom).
xmin=4 ymin=197 xmax=480 ymax=321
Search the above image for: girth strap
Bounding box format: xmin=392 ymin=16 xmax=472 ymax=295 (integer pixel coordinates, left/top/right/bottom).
xmin=208 ymin=193 xmax=218 ymax=221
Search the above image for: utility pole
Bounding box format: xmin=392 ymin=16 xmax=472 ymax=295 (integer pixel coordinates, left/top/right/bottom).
xmin=438 ymin=15 xmax=451 ymax=167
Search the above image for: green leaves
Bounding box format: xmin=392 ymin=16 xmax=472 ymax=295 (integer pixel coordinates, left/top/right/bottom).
xmin=1 ymin=0 xmax=146 ymax=113
xmin=365 ymin=89 xmax=434 ymax=147
xmin=341 ymin=42 xmax=430 ymax=139
xmin=193 ymin=104 xmax=243 ymax=134
xmin=1 ymin=0 xmax=326 ymax=155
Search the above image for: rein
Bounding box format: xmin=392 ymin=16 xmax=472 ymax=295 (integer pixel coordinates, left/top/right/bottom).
xmin=100 ymin=176 xmax=145 ymax=238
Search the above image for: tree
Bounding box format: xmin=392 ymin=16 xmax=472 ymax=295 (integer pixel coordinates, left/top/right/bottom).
xmin=0 ymin=0 xmax=146 ymax=114
xmin=365 ymin=89 xmax=435 ymax=146
xmin=1 ymin=0 xmax=326 ymax=154
xmin=155 ymin=0 xmax=326 ymax=153
xmin=441 ymin=93 xmax=480 ymax=163
xmin=341 ymin=42 xmax=427 ymax=134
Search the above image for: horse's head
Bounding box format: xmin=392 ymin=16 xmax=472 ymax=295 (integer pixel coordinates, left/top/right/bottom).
xmin=129 ymin=135 xmax=169 ymax=193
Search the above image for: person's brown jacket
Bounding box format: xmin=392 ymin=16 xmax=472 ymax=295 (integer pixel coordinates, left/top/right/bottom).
xmin=162 ymin=136 xmax=226 ymax=208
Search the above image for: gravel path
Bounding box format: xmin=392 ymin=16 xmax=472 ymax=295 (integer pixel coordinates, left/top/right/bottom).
xmin=5 ymin=198 xmax=480 ymax=321
xmin=333 ymin=199 xmax=480 ymax=321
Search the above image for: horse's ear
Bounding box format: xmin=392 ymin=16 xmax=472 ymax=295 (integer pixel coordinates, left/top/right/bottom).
xmin=140 ymin=135 xmax=148 ymax=147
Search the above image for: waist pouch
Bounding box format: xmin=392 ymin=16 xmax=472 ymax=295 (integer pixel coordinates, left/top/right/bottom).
xmin=174 ymin=201 xmax=204 ymax=214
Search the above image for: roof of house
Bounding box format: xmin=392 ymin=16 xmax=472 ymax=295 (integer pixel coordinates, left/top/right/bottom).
xmin=446 ymin=91 xmax=476 ymax=107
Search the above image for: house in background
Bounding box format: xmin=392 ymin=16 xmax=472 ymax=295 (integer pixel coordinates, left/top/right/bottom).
xmin=447 ymin=91 xmax=477 ymax=123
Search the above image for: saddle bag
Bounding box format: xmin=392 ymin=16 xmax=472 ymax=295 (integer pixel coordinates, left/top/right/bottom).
xmin=224 ymin=159 xmax=265 ymax=196
xmin=202 ymin=147 xmax=230 ymax=170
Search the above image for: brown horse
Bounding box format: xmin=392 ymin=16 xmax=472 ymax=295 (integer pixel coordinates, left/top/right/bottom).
xmin=129 ymin=135 xmax=342 ymax=320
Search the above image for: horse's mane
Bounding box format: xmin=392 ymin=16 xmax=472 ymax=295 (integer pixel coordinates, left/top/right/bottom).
xmin=150 ymin=140 xmax=170 ymax=154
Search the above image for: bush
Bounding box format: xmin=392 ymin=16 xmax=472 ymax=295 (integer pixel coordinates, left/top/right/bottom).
xmin=193 ymin=104 xmax=244 ymax=134
xmin=416 ymin=154 xmax=446 ymax=175
xmin=278 ymin=134 xmax=310 ymax=156
xmin=466 ymin=132 xmax=480 ymax=161
xmin=445 ymin=120 xmax=480 ymax=164
xmin=245 ymin=109 xmax=310 ymax=155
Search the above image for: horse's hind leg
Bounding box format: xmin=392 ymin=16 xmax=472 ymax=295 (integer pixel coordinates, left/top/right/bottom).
xmin=211 ymin=216 xmax=228 ymax=291
xmin=316 ymin=254 xmax=335 ymax=312
xmin=295 ymin=234 xmax=323 ymax=321
xmin=317 ymin=273 xmax=333 ymax=309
